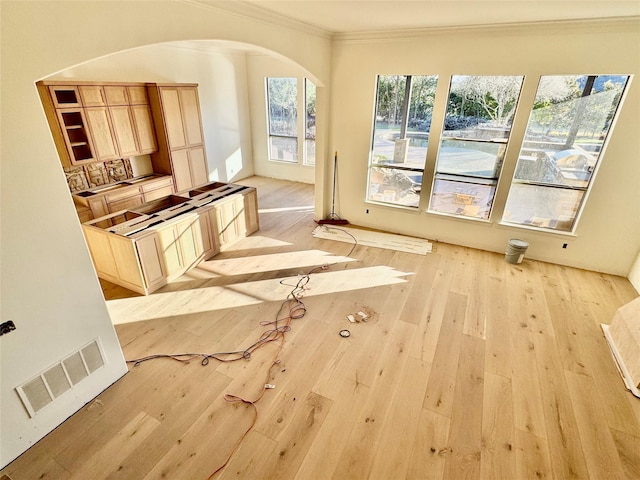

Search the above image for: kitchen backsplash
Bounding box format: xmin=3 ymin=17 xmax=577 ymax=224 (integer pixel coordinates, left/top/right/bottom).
xmin=65 ymin=158 xmax=134 ymax=193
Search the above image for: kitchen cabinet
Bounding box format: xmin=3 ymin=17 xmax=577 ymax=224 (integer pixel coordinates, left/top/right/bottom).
xmin=55 ymin=108 xmax=95 ymax=165
xmin=38 ymin=81 xmax=159 ymax=168
xmin=171 ymin=147 xmax=208 ymax=193
xmin=148 ymin=84 xmax=209 ymax=193
xmin=157 ymin=215 xmax=204 ymax=277
xmin=84 ymin=107 xmax=119 ymax=161
xmin=110 ymin=106 xmax=139 ymax=157
xmin=106 ymin=187 xmax=144 ymax=212
xmin=128 ymin=86 xmax=149 ymax=105
xmin=79 ymin=85 xmax=107 ymax=107
xmin=141 ymin=175 xmax=174 ymax=202
xmin=81 ymin=182 xmax=258 ymax=295
xmin=73 ymin=175 xmax=174 ymax=219
xmin=49 ymin=85 xmax=82 ymax=108
xmin=131 ymin=105 xmax=157 ymax=154
xmin=104 ymin=85 xmax=129 ymax=106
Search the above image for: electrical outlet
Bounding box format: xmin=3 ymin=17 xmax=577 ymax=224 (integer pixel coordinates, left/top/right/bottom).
xmin=0 ymin=320 xmax=16 ymax=336
xmin=562 ymin=243 xmax=568 ymax=249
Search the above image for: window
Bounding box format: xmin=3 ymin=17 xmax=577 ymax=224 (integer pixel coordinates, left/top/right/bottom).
xmin=428 ymin=75 xmax=524 ymax=219
xmin=368 ymin=75 xmax=438 ymax=207
xmin=503 ymin=74 xmax=630 ymax=231
xmin=304 ymin=79 xmax=316 ymax=166
xmin=267 ymin=78 xmax=298 ymax=162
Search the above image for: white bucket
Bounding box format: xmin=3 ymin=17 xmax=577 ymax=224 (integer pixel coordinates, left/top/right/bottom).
xmin=505 ymin=239 xmax=529 ymax=264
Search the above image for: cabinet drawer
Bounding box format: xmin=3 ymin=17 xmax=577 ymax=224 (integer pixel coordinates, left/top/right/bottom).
xmin=105 ymin=185 xmax=141 ymax=202
xmin=108 ymin=194 xmax=144 ymax=213
xmin=141 ymin=176 xmax=173 ymax=192
xmin=143 ymin=185 xmax=174 ymax=202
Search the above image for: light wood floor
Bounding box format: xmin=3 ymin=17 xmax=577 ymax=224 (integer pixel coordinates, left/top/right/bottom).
xmin=3 ymin=176 xmax=640 ymax=480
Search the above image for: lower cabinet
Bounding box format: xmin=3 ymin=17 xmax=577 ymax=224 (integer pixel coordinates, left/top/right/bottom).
xmin=81 ymin=183 xmax=257 ymax=295
xmin=157 ymin=215 xmax=204 ymax=278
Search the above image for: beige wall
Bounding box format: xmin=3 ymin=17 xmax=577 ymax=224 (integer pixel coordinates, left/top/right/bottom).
xmin=328 ymin=20 xmax=640 ymax=276
xmin=629 ymin=251 xmax=640 ymax=294
xmin=0 ymin=0 xmax=331 ymax=467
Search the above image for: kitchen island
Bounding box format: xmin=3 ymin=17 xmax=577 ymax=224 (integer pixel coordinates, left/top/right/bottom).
xmin=81 ymin=181 xmax=258 ymax=295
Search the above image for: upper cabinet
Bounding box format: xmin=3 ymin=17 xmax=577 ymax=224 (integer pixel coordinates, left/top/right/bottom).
xmin=148 ymin=84 xmax=209 ymax=193
xmin=49 ymin=86 xmax=83 ymax=108
xmin=37 ymin=81 xmax=159 ymax=168
xmin=79 ymin=86 xmax=107 ymax=107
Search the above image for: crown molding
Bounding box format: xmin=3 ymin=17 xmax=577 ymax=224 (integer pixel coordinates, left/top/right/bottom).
xmin=179 ymin=0 xmax=332 ymax=40
xmin=333 ymin=15 xmax=640 ymax=43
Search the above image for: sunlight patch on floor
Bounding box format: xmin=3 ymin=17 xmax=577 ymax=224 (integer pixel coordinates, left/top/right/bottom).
xmin=107 ymin=266 xmax=412 ymax=324
xmin=173 ymin=249 xmax=356 ymax=281
xmin=259 ymin=205 xmax=314 ymax=214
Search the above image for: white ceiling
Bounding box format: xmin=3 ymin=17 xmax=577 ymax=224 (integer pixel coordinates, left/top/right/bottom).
xmin=215 ymin=0 xmax=640 ymax=34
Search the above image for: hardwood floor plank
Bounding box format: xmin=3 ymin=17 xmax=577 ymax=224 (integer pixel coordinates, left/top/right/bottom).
xmin=483 ymin=275 xmax=512 ymax=379
xmin=565 ymin=370 xmax=627 ymax=479
xmin=535 ymin=333 xmax=589 ymax=479
xmin=70 ymin=412 xmax=160 ymax=480
xmin=423 ymin=292 xmax=468 ymax=418
xmin=255 ymin=392 xmax=332 ymax=479
xmin=481 ymin=372 xmax=516 ymax=480
xmin=406 ymin=408 xmax=451 ymax=480
xmin=331 ymin=320 xmax=417 ymax=479
xmin=368 ymin=356 xmax=432 ymax=479
xmin=296 ymin=376 xmax=371 ymax=480
xmin=514 ymin=429 xmax=553 ymax=480
xmin=407 ymin=253 xmax=455 ymax=363
xmin=443 ymin=334 xmax=485 ymax=480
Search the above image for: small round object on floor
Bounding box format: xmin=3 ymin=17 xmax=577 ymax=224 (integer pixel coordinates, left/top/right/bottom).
xmin=339 ymin=329 xmax=351 ymax=338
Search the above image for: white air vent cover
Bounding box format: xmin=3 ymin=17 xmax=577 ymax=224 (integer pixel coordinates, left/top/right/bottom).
xmin=16 ymin=338 xmax=106 ymax=417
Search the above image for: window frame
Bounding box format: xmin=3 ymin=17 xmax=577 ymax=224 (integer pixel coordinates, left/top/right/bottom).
xmin=265 ymin=77 xmax=316 ymax=167
xmin=501 ymin=74 xmax=631 ymax=233
xmin=366 ymin=74 xmax=439 ymax=209
xmin=427 ymin=74 xmax=525 ymax=221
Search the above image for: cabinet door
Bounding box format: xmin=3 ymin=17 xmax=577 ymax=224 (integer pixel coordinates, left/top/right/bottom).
xmin=104 ymin=86 xmax=129 ymax=106
xmin=79 ymin=86 xmax=107 ymax=107
xmin=160 ymin=88 xmax=187 ymax=150
xmin=157 ymin=225 xmax=182 ymax=277
xmin=188 ymin=147 xmax=208 ymax=188
xmin=171 ymin=149 xmax=193 ymax=193
xmin=84 ymin=107 xmax=119 ymax=161
xmin=179 ymin=88 xmax=203 ymax=146
xmin=110 ymin=106 xmax=139 ymax=157
xmin=135 ymin=234 xmax=166 ymax=291
xmin=88 ymin=196 xmax=108 ymax=219
xmin=215 ymin=197 xmax=241 ymax=248
xmin=198 ymin=209 xmax=218 ymax=258
xmin=131 ymin=105 xmax=157 ymax=154
xmin=176 ymin=216 xmax=202 ymax=268
xmin=128 ymin=86 xmax=149 ymax=105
